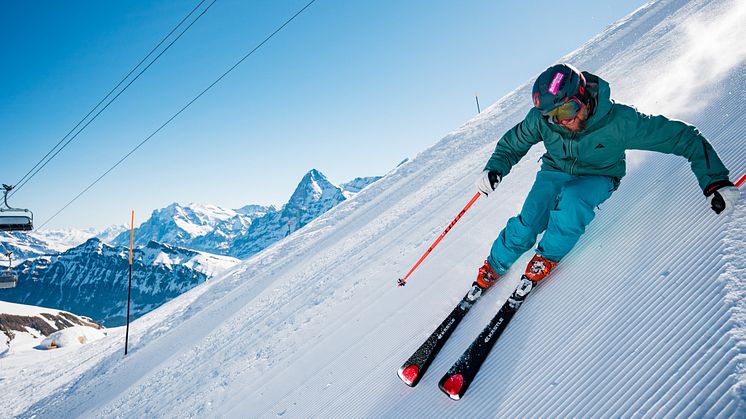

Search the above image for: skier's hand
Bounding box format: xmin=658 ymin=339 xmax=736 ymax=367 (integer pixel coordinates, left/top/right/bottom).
xmin=476 ymin=170 xmax=501 ymax=197
xmin=705 ymin=181 xmax=740 ymax=215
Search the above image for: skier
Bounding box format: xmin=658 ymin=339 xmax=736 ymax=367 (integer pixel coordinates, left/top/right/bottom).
xmin=473 ymin=63 xmax=740 ymax=287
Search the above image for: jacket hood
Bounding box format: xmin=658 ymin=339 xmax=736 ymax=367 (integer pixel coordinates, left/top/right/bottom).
xmin=582 ymin=71 xmax=613 ymax=128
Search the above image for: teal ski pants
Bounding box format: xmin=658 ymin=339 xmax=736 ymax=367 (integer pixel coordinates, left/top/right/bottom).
xmin=488 ymin=170 xmax=616 ymax=274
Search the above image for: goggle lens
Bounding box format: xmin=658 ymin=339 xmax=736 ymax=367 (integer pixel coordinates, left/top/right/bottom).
xmin=546 ymin=97 xmax=583 ymax=123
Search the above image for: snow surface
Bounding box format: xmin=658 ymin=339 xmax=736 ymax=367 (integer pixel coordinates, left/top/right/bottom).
xmin=2 ymin=0 xmax=746 ymax=417
xmin=39 ymin=326 xmax=105 ymax=350
xmin=0 ymin=301 xmax=104 ymax=361
xmin=0 ymin=300 xmax=69 ymax=318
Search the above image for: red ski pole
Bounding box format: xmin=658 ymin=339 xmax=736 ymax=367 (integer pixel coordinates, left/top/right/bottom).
xmin=398 ymin=192 xmax=482 ymax=287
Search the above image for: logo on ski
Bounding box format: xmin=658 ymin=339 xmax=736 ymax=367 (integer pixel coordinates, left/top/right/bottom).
xmin=438 ymin=317 xmax=457 ymax=340
xmin=484 ymin=317 xmax=504 ymax=343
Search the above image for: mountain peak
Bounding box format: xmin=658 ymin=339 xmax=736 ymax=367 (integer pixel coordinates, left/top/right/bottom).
xmin=307 ymin=168 xmax=324 ymax=178
xmin=80 ymin=237 xmax=103 ymax=249
xmin=300 ymin=169 xmax=335 ymax=188
xmin=287 ymin=169 xmax=344 ymax=209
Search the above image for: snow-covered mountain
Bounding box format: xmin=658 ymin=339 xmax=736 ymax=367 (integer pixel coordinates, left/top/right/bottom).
xmin=0 ymin=232 xmax=58 ymax=261
xmin=0 ymin=226 xmax=128 ymax=262
xmin=340 ymin=176 xmax=384 ymax=195
xmin=112 ymin=169 xmax=381 ymax=258
xmin=94 ymin=225 xmax=128 ymax=244
xmin=2 ymin=0 xmax=745 ymax=417
xmin=0 ymin=238 xmax=239 ymax=326
xmin=111 ymin=202 xmax=272 ymax=253
xmin=32 ymin=228 xmax=100 ymax=252
xmin=0 ymin=301 xmax=103 ymax=356
xmin=0 ymin=169 xmax=378 ymax=330
xmin=231 ymin=169 xmax=376 ymax=258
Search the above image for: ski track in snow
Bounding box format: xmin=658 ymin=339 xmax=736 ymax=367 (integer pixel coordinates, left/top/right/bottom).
xmin=3 ymin=0 xmax=746 ymax=417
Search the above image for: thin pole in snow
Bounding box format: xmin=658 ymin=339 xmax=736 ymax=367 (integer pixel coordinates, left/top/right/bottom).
xmin=475 ymin=92 xmax=481 ymax=114
xmin=125 ymin=210 xmax=134 ymax=355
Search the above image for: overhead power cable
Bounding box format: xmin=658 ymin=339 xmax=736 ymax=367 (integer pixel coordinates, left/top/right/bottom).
xmin=38 ymin=0 xmax=319 ymax=230
xmin=10 ymin=0 xmax=216 ymax=199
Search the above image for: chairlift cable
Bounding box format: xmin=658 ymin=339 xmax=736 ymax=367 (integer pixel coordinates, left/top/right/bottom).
xmin=37 ymin=0 xmax=319 ymax=230
xmin=9 ymin=0 xmax=215 ymax=199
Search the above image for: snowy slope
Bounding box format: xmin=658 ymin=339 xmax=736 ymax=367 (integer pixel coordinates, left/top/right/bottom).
xmin=0 ymin=301 xmax=104 ymax=358
xmin=3 ymin=0 xmax=746 ymax=417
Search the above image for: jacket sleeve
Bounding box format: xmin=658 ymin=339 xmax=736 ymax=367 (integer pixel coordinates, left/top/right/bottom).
xmin=484 ymin=110 xmax=542 ymax=177
xmin=622 ymin=106 xmax=730 ymax=192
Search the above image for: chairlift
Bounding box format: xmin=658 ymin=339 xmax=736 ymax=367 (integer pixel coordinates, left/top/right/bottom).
xmin=0 ymin=184 xmax=33 ymax=232
xmin=0 ymin=251 xmax=17 ymax=289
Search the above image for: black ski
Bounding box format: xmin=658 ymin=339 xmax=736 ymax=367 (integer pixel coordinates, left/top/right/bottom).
xmin=438 ymin=275 xmax=536 ymax=400
xmin=397 ymin=283 xmax=485 ymax=387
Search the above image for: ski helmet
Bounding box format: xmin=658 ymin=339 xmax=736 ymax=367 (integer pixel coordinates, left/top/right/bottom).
xmin=532 ymin=63 xmax=587 ymax=114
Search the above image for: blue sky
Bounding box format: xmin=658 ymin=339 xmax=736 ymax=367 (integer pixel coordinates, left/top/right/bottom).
xmin=1 ymin=0 xmax=649 ymax=230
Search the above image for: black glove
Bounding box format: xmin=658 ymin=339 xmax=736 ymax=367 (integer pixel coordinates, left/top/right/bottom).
xmin=704 ymin=180 xmax=740 ymax=215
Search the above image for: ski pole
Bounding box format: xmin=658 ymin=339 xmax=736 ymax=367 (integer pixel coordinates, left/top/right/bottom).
xmin=398 ymin=192 xmax=481 ymax=287
xmin=736 ymin=173 xmax=745 ymax=188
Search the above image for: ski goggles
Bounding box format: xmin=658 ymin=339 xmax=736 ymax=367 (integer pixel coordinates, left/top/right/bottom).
xmin=545 ymin=96 xmax=584 ymax=124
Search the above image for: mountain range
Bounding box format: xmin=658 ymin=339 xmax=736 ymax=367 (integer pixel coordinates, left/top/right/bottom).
xmin=0 ymin=238 xmax=239 ymax=326
xmin=111 ymin=169 xmax=381 ymax=258
xmin=0 ymin=169 xmax=380 ymax=325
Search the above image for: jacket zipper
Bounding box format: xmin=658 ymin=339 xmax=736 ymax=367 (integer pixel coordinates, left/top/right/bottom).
xmin=568 ymin=134 xmax=578 ymax=175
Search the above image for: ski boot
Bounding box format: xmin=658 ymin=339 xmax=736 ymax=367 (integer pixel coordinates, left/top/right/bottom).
xmin=475 ymin=260 xmax=501 ymax=289
xmin=504 ymin=255 xmax=556 ymax=310
xmin=523 ymin=254 xmax=557 ymax=282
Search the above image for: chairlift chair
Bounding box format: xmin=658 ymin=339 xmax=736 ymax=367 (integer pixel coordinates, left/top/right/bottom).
xmin=0 ymin=184 xmax=33 ymax=232
xmin=0 ymin=251 xmax=17 ymax=289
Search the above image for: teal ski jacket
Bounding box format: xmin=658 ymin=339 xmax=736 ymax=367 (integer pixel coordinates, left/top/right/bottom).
xmin=484 ymin=72 xmax=730 ymax=192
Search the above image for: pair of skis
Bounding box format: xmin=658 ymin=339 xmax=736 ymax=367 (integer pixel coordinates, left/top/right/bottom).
xmin=398 ymin=276 xmax=536 ymax=400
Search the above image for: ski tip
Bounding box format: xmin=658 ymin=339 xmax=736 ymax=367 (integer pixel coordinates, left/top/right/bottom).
xmin=441 ymin=374 xmax=464 ymax=400
xmin=398 ymin=365 xmax=419 ymax=386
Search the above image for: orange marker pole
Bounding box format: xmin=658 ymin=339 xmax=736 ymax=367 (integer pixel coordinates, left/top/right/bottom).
xmin=125 ymin=210 xmax=134 ymax=355
xmin=398 ymin=192 xmax=481 ymax=287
